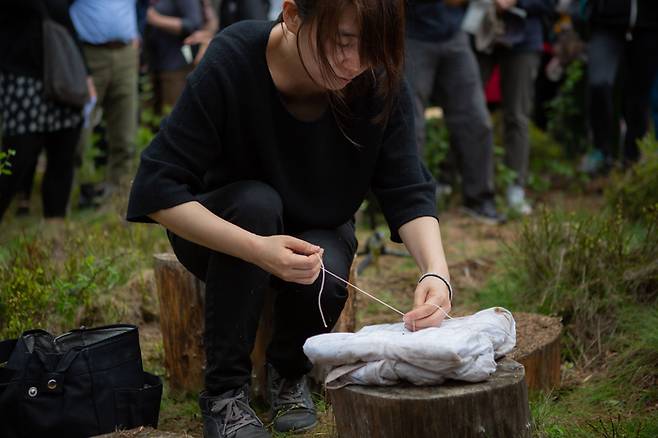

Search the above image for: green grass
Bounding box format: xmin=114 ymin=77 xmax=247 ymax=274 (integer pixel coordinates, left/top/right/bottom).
xmin=0 ymin=207 xmax=169 ymax=339
xmin=472 ymin=206 xmax=658 ymax=437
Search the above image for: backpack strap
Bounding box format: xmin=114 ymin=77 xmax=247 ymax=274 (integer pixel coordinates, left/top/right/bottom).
xmin=0 ymin=338 xmax=17 ymax=364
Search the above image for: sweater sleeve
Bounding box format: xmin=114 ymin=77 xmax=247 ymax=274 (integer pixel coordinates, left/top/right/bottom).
xmin=126 ymin=59 xmax=224 ymax=222
xmin=371 ymin=81 xmax=438 ymax=243
xmin=176 ymin=0 xmax=204 ymax=37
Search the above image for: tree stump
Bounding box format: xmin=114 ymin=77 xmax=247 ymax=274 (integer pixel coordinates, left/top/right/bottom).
xmin=329 ymin=358 xmax=531 ymax=438
xmin=153 ymin=253 xmax=358 ymax=395
xmin=153 ymin=253 xmax=205 ymax=393
xmin=510 ymin=312 xmax=563 ymax=391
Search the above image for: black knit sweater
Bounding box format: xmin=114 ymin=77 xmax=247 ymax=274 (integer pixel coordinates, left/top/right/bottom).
xmin=127 ymin=20 xmax=437 ymax=243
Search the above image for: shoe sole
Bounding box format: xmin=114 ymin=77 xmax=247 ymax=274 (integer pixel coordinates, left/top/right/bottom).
xmin=460 ymin=207 xmax=505 ymax=225
xmin=273 ymin=419 xmax=319 ymax=435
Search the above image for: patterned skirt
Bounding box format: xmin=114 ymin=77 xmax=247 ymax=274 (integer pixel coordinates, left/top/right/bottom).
xmin=0 ymin=71 xmax=82 ymax=137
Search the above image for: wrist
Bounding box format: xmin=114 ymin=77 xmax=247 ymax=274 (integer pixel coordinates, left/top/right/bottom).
xmin=418 ymin=272 xmax=453 ymax=303
xmin=242 ymin=233 xmax=263 ymax=265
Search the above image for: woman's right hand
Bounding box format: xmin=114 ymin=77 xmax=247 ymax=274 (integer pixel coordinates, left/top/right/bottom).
xmin=251 ymin=235 xmax=324 ymax=285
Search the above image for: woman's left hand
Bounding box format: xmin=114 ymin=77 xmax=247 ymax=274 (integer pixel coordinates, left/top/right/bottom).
xmin=403 ymin=276 xmax=451 ymax=331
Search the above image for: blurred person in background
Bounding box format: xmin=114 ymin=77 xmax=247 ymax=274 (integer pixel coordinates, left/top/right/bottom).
xmin=0 ymin=0 xmax=92 ymax=222
xmin=70 ymin=0 xmax=139 ymax=206
xmin=406 ymin=0 xmax=505 ymax=225
xmin=145 ymin=0 xmax=204 ymax=115
xmin=476 ymin=0 xmax=554 ymax=215
xmin=583 ymin=0 xmax=658 ymax=173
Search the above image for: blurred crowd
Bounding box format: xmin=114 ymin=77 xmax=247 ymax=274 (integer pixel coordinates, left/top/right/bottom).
xmin=0 ymin=0 xmax=657 ymax=224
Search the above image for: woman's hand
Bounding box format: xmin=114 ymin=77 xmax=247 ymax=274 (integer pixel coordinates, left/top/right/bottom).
xmin=403 ymin=276 xmax=452 ymax=331
xmin=184 ymin=30 xmax=214 ymax=64
xmin=251 ymin=235 xmax=324 ymax=285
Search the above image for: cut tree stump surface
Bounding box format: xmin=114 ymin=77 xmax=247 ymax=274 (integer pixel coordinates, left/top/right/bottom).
xmin=329 ymin=358 xmax=531 ymax=438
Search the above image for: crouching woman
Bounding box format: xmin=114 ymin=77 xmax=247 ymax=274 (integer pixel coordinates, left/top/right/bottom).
xmin=127 ymin=1 xmax=452 ymax=437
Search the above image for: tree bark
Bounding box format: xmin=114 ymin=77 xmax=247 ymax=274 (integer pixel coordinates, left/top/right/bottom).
xmin=510 ymin=312 xmax=563 ymax=391
xmin=153 ymin=253 xmax=205 ymax=393
xmin=329 ymin=358 xmax=532 ymax=438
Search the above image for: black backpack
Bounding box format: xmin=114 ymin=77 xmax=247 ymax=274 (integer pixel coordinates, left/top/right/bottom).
xmin=0 ymin=324 xmax=162 ymax=438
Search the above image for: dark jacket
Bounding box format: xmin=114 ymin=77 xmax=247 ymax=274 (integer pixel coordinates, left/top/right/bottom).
xmin=506 ymin=0 xmax=555 ymax=52
xmin=0 ymin=0 xmax=85 ymax=79
xmin=406 ymin=1 xmax=465 ymax=43
xmin=589 ymin=0 xmax=658 ymax=30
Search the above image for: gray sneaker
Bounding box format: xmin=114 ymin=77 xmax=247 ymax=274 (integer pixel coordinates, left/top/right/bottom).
xmin=267 ymin=364 xmax=318 ymax=433
xmin=199 ymin=386 xmax=271 ymax=438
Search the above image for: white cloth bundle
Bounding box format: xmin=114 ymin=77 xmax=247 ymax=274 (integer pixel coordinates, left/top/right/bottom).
xmin=303 ymin=307 xmax=516 ymax=388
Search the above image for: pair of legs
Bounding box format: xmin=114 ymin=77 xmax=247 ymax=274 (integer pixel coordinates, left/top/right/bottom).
xmin=78 ymin=44 xmax=138 ymax=189
xmin=0 ymin=127 xmax=81 ymax=220
xmin=169 ymin=181 xmax=357 ymax=394
xmin=405 ymin=31 xmax=495 ymax=206
xmin=588 ymin=26 xmax=658 ymax=164
xmin=150 ymin=66 xmax=193 ymax=116
xmin=479 ymin=48 xmax=540 ymax=187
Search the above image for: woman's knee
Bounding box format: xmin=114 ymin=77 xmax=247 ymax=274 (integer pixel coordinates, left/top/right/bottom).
xmin=200 ymin=180 xmax=284 ymax=235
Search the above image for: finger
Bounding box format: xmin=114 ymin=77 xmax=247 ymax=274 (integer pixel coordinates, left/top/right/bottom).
xmin=403 ymin=303 xmax=435 ymax=324
xmin=287 ymin=268 xmax=321 ymax=285
xmin=405 ymin=311 xmax=445 ymax=331
xmin=285 ymin=236 xmax=322 ymax=256
xmin=287 ymin=252 xmax=322 ymax=271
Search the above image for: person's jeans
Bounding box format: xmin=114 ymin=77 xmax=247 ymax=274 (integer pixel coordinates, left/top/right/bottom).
xmin=405 ymin=32 xmax=495 ymax=204
xmin=479 ymin=48 xmax=540 ymax=187
xmin=79 ymin=44 xmax=138 ymax=187
xmin=168 ymin=180 xmax=357 ymax=394
xmin=588 ymin=27 xmax=658 ymax=163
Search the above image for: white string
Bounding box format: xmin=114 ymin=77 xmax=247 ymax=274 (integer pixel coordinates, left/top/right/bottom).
xmin=317 ymin=256 xmax=328 ymax=328
xmin=428 ymin=302 xmax=454 ymax=320
xmin=315 ymin=254 xmax=454 ymax=329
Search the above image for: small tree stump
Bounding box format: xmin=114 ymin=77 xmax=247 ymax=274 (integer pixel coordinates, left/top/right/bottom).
xmin=153 ymin=253 xmax=206 ymax=393
xmin=329 ymin=358 xmax=531 ymax=438
xmin=153 ymin=253 xmax=358 ymax=395
xmin=510 ymin=312 xmax=563 ymax=391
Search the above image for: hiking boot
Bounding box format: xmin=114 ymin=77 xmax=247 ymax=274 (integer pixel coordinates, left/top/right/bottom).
xmin=461 ymin=198 xmax=507 ymax=225
xmin=267 ymin=364 xmax=317 ymax=433
xmin=506 ymin=185 xmax=532 ymax=216
xmin=199 ymin=386 xmax=270 ymax=438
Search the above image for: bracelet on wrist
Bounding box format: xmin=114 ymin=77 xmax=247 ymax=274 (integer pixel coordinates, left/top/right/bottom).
xmin=418 ymin=272 xmax=453 ymax=303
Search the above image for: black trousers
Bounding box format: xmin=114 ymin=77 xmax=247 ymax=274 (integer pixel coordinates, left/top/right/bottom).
xmin=588 ymin=26 xmax=658 ymax=163
xmin=169 ymin=181 xmax=357 ymax=394
xmin=0 ymin=127 xmax=81 ymax=220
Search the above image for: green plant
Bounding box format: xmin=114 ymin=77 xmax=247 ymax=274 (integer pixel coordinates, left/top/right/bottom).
xmin=477 ymin=208 xmax=658 ymax=365
xmin=423 ymin=116 xmax=450 ymax=183
xmin=0 ymin=212 xmax=168 ymax=339
xmin=545 ymin=60 xmax=589 ymax=156
xmin=606 ymin=135 xmax=658 ymax=223
xmin=0 ymin=148 xmax=15 ymax=175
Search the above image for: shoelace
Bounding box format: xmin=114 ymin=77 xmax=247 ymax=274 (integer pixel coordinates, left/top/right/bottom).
xmin=273 ymin=377 xmax=310 ymax=411
xmin=211 ymin=392 xmax=263 ymax=436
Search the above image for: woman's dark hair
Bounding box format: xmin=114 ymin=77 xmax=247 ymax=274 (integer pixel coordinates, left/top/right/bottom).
xmin=279 ymin=0 xmax=406 ymax=126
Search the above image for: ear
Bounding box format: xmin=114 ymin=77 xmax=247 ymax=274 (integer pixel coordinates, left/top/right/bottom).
xmin=282 ymin=0 xmax=301 ymax=35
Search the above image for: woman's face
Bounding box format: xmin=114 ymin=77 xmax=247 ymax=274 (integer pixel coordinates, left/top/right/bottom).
xmin=298 ymin=5 xmax=369 ymax=91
